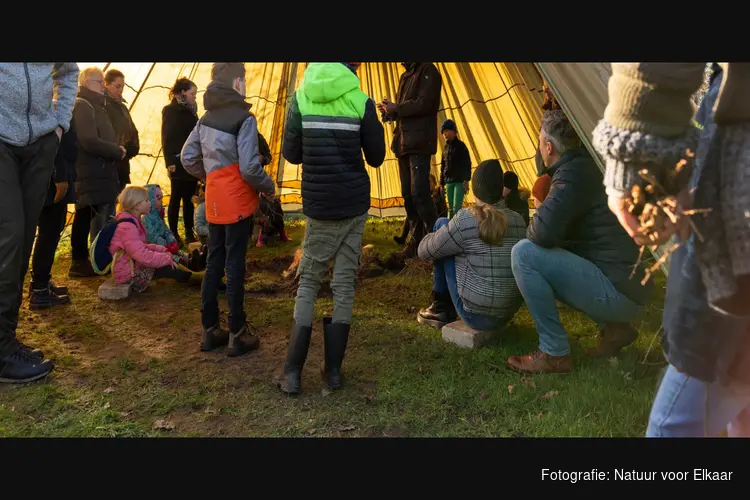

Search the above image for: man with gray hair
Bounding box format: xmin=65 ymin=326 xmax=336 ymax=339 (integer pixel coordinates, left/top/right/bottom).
xmin=0 ymin=62 xmax=79 ymax=383
xmin=507 ymin=110 xmax=654 ymax=374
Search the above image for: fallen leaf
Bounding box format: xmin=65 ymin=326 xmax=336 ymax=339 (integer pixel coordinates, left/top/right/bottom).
xmin=507 ymin=385 xmax=514 ymax=394
xmin=153 ymin=419 xmax=175 ymax=431
xmin=608 ymin=357 xmax=619 ymax=367
xmin=119 ymin=411 xmax=131 ymax=418
xmin=520 ymin=377 xmax=536 ymax=388
xmin=104 ymin=387 xmax=115 ymax=394
xmin=542 ymin=391 xmax=559 ymax=400
xmin=339 ymin=425 xmax=356 ymax=432
xmin=418 ymin=366 xmax=423 ymax=373
xmin=480 ymin=393 xmax=489 ymax=399
xmin=537 ymin=411 xmax=544 ymax=419
xmin=103 ymin=402 xmax=111 ymax=409
xmin=307 ymin=428 xmax=317 ymax=435
xmin=321 ymin=389 xmax=331 ymax=397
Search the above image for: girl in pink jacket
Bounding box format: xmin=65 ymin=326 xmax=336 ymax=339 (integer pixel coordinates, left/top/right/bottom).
xmin=110 ymin=186 xmax=192 ymax=293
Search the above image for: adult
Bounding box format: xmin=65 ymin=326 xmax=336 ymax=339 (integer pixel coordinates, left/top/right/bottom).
xmin=592 ymin=62 xmax=750 ymax=437
xmin=417 ymin=159 xmax=526 ymax=331
xmin=0 ymin=62 xmax=79 ymax=383
xmin=68 ymin=67 xmax=126 ymax=278
xmin=162 ymin=77 xmax=199 ymax=246
xmin=103 ymin=68 xmax=140 ymax=195
xmin=507 ymin=110 xmax=654 ymax=374
xmin=502 ymin=171 xmax=530 ymax=226
xmin=378 ymin=62 xmax=443 ymax=256
xmin=29 ymin=121 xmax=77 ymax=309
xmin=278 ymin=62 xmax=385 ymax=395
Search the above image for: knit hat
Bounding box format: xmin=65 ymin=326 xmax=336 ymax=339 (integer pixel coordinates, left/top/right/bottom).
xmin=503 ymin=171 xmax=519 ymax=191
xmin=532 ymin=174 xmax=552 ymax=202
xmin=471 ymin=159 xmax=504 ymax=205
xmin=441 ymin=119 xmax=457 ymax=133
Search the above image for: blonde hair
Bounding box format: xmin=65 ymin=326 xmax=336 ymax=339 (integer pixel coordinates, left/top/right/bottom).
xmin=118 ymin=186 xmax=149 ymax=213
xmin=469 ymin=202 xmax=508 ymax=245
xmin=78 ymin=67 xmax=103 ymax=87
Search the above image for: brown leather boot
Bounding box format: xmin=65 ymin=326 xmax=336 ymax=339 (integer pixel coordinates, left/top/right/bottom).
xmin=585 ymin=323 xmax=639 ymax=357
xmin=507 ymin=350 xmax=573 ymax=374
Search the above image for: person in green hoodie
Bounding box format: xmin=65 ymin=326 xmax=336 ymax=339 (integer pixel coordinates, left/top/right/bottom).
xmin=278 ymin=62 xmax=385 ymax=395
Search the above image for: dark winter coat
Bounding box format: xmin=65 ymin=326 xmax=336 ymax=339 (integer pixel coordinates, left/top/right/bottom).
xmin=103 ymin=93 xmax=139 ymax=185
xmin=161 ymin=98 xmax=199 ymax=182
xmin=389 ymin=63 xmax=443 ymax=157
xmin=440 ymin=137 xmax=472 ymax=185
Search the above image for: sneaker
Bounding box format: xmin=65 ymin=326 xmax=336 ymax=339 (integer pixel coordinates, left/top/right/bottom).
xmin=227 ymin=323 xmax=260 ymax=357
xmin=30 ymin=285 xmax=71 ymax=310
xmin=0 ymin=344 xmax=54 ymax=384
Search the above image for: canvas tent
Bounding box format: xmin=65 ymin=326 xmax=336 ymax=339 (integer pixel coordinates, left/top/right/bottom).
xmin=73 ymin=62 xmax=613 ymax=218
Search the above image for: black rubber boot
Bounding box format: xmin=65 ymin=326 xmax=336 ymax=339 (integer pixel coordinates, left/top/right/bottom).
xmin=278 ymin=321 xmax=313 ymax=395
xmin=227 ymin=323 xmax=260 ymax=357
xmin=417 ymin=291 xmax=457 ymax=329
xmin=200 ymin=324 xmax=230 ymax=352
xmin=321 ymin=317 xmax=350 ymax=390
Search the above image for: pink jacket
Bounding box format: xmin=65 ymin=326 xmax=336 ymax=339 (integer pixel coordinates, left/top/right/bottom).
xmin=109 ymin=212 xmax=174 ymax=284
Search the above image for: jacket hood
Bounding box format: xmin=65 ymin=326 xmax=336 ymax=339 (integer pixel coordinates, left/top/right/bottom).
xmin=299 ymin=63 xmax=361 ymax=104
xmin=144 ymin=184 xmax=163 ymax=217
xmin=203 ymin=81 xmax=251 ymax=112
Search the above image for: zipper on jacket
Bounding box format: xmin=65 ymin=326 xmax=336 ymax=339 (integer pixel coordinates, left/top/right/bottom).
xmin=24 ymin=63 xmax=34 ymax=146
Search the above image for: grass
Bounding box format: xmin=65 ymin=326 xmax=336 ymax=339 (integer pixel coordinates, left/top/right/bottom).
xmin=0 ymin=218 xmax=667 ymax=437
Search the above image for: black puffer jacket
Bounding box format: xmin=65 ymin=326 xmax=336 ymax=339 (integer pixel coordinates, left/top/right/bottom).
xmin=527 ymin=149 xmax=654 ymax=305
xmin=72 ymin=87 xmax=123 ymax=207
xmin=161 ymin=98 xmax=198 ymax=181
xmin=440 ymin=137 xmax=471 ymax=185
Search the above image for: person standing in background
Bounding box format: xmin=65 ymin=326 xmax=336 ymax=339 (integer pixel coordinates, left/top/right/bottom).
xmin=439 ymin=119 xmax=471 ymax=219
xmin=103 ymin=69 xmax=139 ymax=197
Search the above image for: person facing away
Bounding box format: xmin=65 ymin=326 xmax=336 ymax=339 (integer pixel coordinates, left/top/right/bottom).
xmin=417 ymin=159 xmax=526 ymax=332
xmin=278 ymin=61 xmax=385 ymax=396
xmin=68 ymin=66 xmax=127 ymax=279
xmin=507 ymin=110 xmax=654 ymax=375
xmin=162 ymin=77 xmax=200 ymax=246
xmin=377 ymin=62 xmax=443 ymax=257
xmin=502 ymin=171 xmax=530 ymax=226
xmin=181 ymin=62 xmax=276 ymax=358
xmin=439 ymin=119 xmax=472 ymax=218
xmin=109 ymin=186 xmax=185 ymax=294
xmin=0 ymin=62 xmax=79 ymax=383
xmin=103 ymin=68 xmax=140 ymax=195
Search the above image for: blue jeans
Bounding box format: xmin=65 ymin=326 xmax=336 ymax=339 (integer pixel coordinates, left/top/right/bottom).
xmin=432 ymin=218 xmax=504 ymax=331
xmin=647 ymin=364 xmax=750 ymax=437
xmin=510 ymin=239 xmax=642 ymax=356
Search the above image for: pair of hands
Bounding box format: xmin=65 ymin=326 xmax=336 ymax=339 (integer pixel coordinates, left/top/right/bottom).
xmin=376 ymin=98 xmax=397 ymax=116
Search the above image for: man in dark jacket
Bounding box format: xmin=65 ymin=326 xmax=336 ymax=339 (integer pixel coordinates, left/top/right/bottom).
xmin=439 ymin=119 xmax=472 ymax=218
xmin=278 ymin=62 xmax=385 ymax=396
xmin=0 ymin=62 xmax=79 ymax=383
xmin=29 ymin=122 xmax=77 ymax=310
xmin=378 ymin=62 xmax=442 ymax=256
xmin=103 ymin=69 xmax=140 ymax=194
xmin=507 ymin=110 xmax=654 ymax=374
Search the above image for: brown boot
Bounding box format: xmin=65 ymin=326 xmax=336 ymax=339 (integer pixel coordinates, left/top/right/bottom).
xmin=585 ymin=323 xmax=638 ymax=358
xmin=507 ymin=350 xmax=572 ymax=374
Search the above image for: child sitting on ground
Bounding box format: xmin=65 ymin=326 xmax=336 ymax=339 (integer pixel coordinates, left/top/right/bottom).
xmin=255 ymin=194 xmax=291 ymax=247
xmin=394 ymin=173 xmax=448 ymax=246
xmin=143 ymin=184 xmax=206 ymax=272
xmin=109 ymin=186 xmax=192 ymax=292
xmin=193 ymin=183 xmax=209 ymax=245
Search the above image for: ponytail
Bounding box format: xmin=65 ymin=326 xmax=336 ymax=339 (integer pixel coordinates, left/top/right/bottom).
xmin=469 ymin=203 xmax=507 ymax=245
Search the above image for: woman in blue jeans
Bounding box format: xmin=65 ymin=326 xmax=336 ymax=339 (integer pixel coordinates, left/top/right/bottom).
xmin=416 ymin=159 xmax=527 ymax=331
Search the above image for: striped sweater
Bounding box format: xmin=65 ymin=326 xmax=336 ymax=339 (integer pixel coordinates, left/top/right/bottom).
xmin=418 ymin=201 xmax=526 ymax=319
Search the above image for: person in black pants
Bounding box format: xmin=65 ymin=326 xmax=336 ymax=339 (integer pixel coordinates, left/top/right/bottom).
xmin=29 ymin=122 xmax=78 ymax=309
xmin=161 ymin=78 xmax=199 ymax=246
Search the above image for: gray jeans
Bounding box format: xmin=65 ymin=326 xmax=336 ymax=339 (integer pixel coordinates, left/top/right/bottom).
xmin=294 ymin=213 xmax=368 ymax=327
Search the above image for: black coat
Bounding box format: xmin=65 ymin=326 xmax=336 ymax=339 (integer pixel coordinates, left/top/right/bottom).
xmin=161 ymin=99 xmax=198 ymax=182
xmin=527 ymin=149 xmax=654 ymax=306
xmin=440 ymin=137 xmax=472 ymax=185
xmin=104 ymin=94 xmax=139 ymax=185
xmin=45 ymin=120 xmax=77 ymax=206
xmin=389 ymin=63 xmax=443 ymax=157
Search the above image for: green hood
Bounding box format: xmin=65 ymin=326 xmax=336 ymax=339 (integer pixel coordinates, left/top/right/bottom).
xmin=299 ymin=63 xmax=361 ymax=104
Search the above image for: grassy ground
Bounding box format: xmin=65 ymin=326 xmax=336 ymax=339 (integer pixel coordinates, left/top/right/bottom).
xmin=0 ymin=218 xmax=667 ymax=437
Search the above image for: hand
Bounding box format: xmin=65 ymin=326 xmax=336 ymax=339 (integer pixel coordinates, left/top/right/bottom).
xmin=607 ymin=189 xmax=692 ymax=247
xmin=55 ymin=126 xmax=63 ymax=142
xmin=167 ymin=165 xmax=176 ymax=173
xmin=53 ymin=181 xmax=68 ymax=204
xmin=169 ymin=259 xmax=179 ymax=269
xmin=119 ymin=145 xmax=126 ymax=159
xmin=382 ymin=102 xmax=398 ymax=115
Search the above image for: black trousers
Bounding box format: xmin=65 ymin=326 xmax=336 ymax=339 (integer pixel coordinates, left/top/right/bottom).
xmin=398 ymin=154 xmax=438 ymax=247
xmin=71 ymin=203 xmax=113 ymax=261
xmin=202 ymin=219 xmax=251 ymax=333
xmin=31 ymin=201 xmax=68 ymax=290
xmin=0 ymin=133 xmax=59 ymax=356
xmin=169 ymin=178 xmax=198 ymax=239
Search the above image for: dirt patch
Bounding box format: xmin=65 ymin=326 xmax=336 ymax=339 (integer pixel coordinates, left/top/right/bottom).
xmin=246 ymin=255 xmax=294 ymax=274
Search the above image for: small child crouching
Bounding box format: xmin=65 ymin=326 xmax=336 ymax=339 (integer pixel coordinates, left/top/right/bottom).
xmin=254 ymin=194 xmax=290 ymax=247
xmin=110 ymin=186 xmax=191 ymax=293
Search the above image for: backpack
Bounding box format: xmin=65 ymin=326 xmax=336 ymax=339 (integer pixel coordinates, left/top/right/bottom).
xmin=90 ymin=218 xmax=137 ymax=275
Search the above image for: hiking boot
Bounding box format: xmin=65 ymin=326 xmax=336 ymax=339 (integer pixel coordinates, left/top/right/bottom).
xmin=29 ymin=285 xmax=71 ymax=311
xmin=200 ymin=324 xmax=230 ymax=352
xmin=68 ymin=259 xmax=97 ymax=278
xmin=49 ymin=282 xmax=69 ymax=296
xmin=320 ymin=317 xmax=350 ymax=390
xmin=18 ymin=343 xmax=44 ymax=361
xmin=277 ymin=321 xmax=313 ymax=395
xmin=506 ymin=350 xmax=572 ymax=374
xmin=227 ymin=323 xmax=260 ymax=357
xmin=417 ymin=291 xmax=457 ymax=329
xmin=0 ymin=343 xmax=54 ymax=384
xmin=585 ymin=323 xmax=639 ymax=357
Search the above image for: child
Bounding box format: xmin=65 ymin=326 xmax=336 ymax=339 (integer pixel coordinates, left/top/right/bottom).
xmin=502 ymin=171 xmax=530 ymax=226
xmin=193 ymin=183 xmax=209 ymax=245
xmin=180 ymin=62 xmax=276 ymax=357
xmin=439 ymin=119 xmax=472 ymax=219
xmin=109 ymin=186 xmax=192 ymax=293
xmin=394 ymin=174 xmax=447 ymax=246
xmin=416 ymin=159 xmax=526 ymax=331
xmin=255 ymin=194 xmax=290 ymax=247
